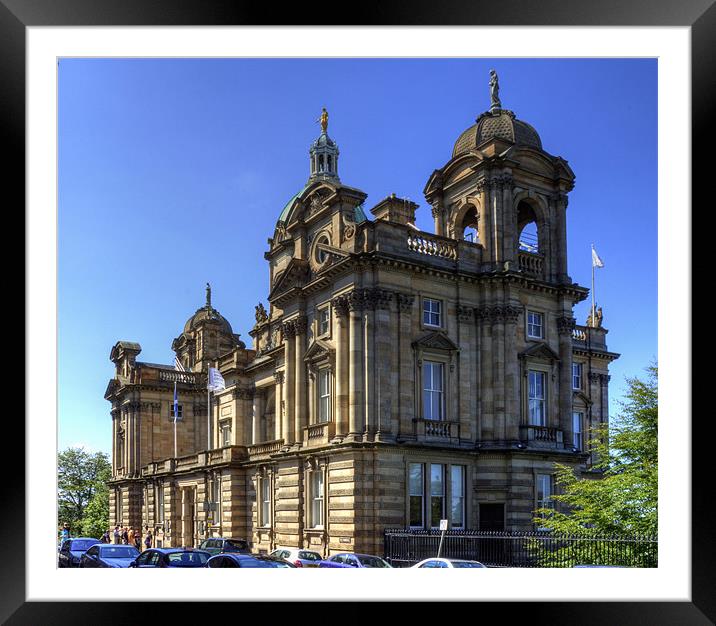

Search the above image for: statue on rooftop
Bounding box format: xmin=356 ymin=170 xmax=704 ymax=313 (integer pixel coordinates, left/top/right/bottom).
xmin=255 ymin=302 xmax=268 ymax=325
xmin=489 ymin=69 xmax=501 ymax=111
xmin=205 ymin=282 xmax=212 ymax=308
xmin=320 ymin=107 xmax=328 ymax=133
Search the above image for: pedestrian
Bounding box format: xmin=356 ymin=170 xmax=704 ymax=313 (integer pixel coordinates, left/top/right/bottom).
xmin=128 ymin=527 xmax=135 ymax=547
xmin=144 ymin=527 xmax=152 ymax=551
xmin=121 ymin=526 xmax=129 ymax=545
xmin=101 ymin=529 xmax=110 ymax=544
xmin=113 ymin=525 xmax=120 ymax=544
xmin=59 ymin=523 xmax=70 ymax=546
xmin=134 ymin=529 xmax=142 ymax=552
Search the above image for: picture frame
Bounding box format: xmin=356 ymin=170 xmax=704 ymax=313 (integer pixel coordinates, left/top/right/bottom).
xmin=6 ymin=0 xmax=707 ymax=620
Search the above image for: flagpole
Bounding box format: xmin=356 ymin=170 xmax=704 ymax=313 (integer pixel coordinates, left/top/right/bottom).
xmin=591 ymin=244 xmax=596 ymax=324
xmin=207 ymin=374 xmax=211 ymax=451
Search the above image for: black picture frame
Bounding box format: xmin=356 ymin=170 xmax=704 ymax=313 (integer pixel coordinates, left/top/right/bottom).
xmin=5 ymin=1 xmax=708 ymax=622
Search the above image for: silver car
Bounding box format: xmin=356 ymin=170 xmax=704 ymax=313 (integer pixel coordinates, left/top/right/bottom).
xmin=411 ymin=557 xmax=487 ymax=568
xmin=269 ymin=548 xmax=324 ymax=568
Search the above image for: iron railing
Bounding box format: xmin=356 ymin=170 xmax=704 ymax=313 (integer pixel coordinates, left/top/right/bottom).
xmin=384 ymin=529 xmax=658 ymax=568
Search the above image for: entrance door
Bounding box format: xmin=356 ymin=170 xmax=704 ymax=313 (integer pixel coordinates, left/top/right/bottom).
xmin=479 ymin=503 xmax=505 ymax=531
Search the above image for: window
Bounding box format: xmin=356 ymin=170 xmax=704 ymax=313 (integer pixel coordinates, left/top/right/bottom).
xmin=318 ymin=369 xmax=331 ymax=423
xmin=260 ymin=477 xmax=271 ymax=528
xmin=572 ymin=362 xmax=583 ymax=390
xmin=423 ymin=298 xmax=442 ymax=327
xmin=536 ymin=474 xmax=554 ymax=523
xmin=318 ymin=307 xmax=330 ymax=337
xmin=450 ymin=466 xmax=465 ymax=529
xmin=527 ymin=311 xmax=544 ymax=339
xmin=170 ymin=402 xmax=183 ymax=420
xmin=220 ymin=422 xmax=231 ymax=447
xmin=430 ymin=465 xmax=445 ymax=528
xmin=572 ymin=411 xmax=583 ymax=451
xmin=409 ymin=463 xmax=424 ymax=528
xmin=528 ymin=370 xmax=546 ymax=426
xmin=116 ymin=491 xmax=123 ymax=525
xmin=410 ymin=462 xmax=466 ymax=529
xmin=310 ymin=470 xmax=324 ymax=528
xmin=422 ymin=361 xmax=444 ymax=420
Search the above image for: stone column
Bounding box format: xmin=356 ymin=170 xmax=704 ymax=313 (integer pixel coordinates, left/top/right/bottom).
xmin=501 ymin=176 xmax=515 ymax=266
xmin=332 ymin=296 xmax=350 ymax=437
xmin=431 ymin=200 xmax=445 ymax=237
xmin=347 ymin=290 xmax=364 ymax=440
xmin=294 ymin=316 xmax=307 ymax=444
xmin=252 ymin=389 xmax=264 ymax=445
xmin=273 ymin=372 xmax=284 ymax=441
xmin=374 ymin=290 xmax=393 ymax=436
xmin=477 ymin=306 xmax=494 ymax=440
xmin=492 ymin=308 xmax=506 ymax=441
xmin=554 ymin=192 xmax=569 ymax=283
xmin=477 ymin=180 xmax=492 ymax=264
xmin=557 ymin=316 xmax=576 ymax=447
xmin=490 ymin=178 xmax=503 ymax=265
xmin=282 ymin=321 xmax=296 ymax=446
xmin=457 ymin=306 xmax=474 ymax=441
xmin=364 ymin=289 xmax=377 ymax=434
xmin=396 ymin=293 xmax=415 ymax=436
xmin=503 ymin=304 xmax=521 ymax=441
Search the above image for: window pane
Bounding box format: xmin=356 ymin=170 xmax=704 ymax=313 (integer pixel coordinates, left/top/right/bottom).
xmin=451 ymin=466 xmax=464 ymax=528
xmin=409 ymin=463 xmax=424 ymax=527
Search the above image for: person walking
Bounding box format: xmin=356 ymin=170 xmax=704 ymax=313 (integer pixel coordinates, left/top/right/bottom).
xmin=121 ymin=526 xmax=129 ymax=545
xmin=101 ymin=529 xmax=110 ymax=544
xmin=128 ymin=527 xmax=135 ymax=547
xmin=113 ymin=525 xmax=120 ymax=544
xmin=143 ymin=527 xmax=153 ymax=552
xmin=133 ymin=529 xmax=142 ymax=552
xmin=59 ymin=523 xmax=70 ymax=546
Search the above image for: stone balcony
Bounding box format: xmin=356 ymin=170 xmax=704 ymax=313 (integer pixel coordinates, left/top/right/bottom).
xmin=303 ymin=421 xmax=336 ymax=447
xmin=247 ymin=439 xmax=285 ymax=459
xmin=413 ymin=418 xmax=460 ymax=443
xmin=519 ymin=425 xmax=564 ymax=450
xmin=140 ymin=446 xmax=247 ymax=477
xmin=517 ymin=251 xmax=544 ymax=277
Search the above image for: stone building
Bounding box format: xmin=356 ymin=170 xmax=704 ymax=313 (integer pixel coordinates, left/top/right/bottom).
xmin=106 ymin=80 xmax=618 ymax=555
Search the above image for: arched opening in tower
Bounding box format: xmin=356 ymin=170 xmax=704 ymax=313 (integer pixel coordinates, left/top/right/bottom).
xmin=460 ymin=206 xmax=479 ymax=243
xmin=517 ymin=201 xmax=540 ymax=253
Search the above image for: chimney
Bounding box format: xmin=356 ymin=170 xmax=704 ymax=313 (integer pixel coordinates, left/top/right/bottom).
xmin=370 ymin=193 xmax=418 ymax=226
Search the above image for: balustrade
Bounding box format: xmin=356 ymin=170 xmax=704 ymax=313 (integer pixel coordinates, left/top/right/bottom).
xmin=407 ymin=233 xmax=458 ymax=260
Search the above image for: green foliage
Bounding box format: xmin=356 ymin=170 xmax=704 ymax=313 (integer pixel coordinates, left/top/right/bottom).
xmin=58 ymin=447 xmax=111 ymax=539
xmin=532 ymin=364 xmax=658 ymax=565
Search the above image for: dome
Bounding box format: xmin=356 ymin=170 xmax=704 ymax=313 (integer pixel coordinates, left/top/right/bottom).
xmin=452 ymin=109 xmax=542 ymax=158
xmin=312 ymin=132 xmax=336 ymax=148
xmin=183 ymin=305 xmax=234 ymax=336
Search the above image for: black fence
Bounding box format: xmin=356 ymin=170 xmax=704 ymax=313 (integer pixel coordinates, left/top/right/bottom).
xmin=384 ymin=529 xmax=658 ymax=568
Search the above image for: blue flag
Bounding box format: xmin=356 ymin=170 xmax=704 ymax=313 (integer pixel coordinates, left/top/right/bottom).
xmin=173 ymin=382 xmax=179 ymax=421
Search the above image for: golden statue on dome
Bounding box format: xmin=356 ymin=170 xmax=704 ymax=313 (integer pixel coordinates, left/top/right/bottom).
xmin=320 ymin=107 xmax=328 ymax=133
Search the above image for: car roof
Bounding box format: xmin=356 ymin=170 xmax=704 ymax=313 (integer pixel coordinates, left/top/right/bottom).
xmin=69 ymin=537 xmax=100 ymax=542
xmin=152 ymin=548 xmax=208 ymax=554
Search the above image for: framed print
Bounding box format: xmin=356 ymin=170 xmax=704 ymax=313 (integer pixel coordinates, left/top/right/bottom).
xmin=6 ymin=0 xmax=709 ymax=622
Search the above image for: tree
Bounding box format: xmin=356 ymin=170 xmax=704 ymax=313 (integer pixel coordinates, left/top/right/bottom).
xmin=58 ymin=447 xmax=111 ymax=538
xmin=532 ymin=364 xmax=658 ymax=565
xmin=79 ymin=464 xmax=111 ymax=539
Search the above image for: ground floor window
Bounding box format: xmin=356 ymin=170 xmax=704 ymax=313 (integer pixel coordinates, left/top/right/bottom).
xmin=536 ymin=473 xmax=554 ymax=529
xmin=572 ymin=411 xmax=583 ymax=450
xmin=260 ymin=476 xmax=271 ymax=528
xmin=309 ymin=470 xmax=324 ymax=529
xmin=409 ymin=462 xmax=466 ymax=529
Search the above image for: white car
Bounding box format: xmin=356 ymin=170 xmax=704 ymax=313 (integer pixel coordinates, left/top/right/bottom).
xmin=269 ymin=547 xmax=324 ymax=568
xmin=411 ymin=557 xmax=487 ymax=568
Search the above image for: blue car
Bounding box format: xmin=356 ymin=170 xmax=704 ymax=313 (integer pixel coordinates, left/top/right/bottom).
xmin=128 ymin=548 xmax=211 ymax=568
xmin=58 ymin=537 xmax=102 ymax=568
xmin=80 ymin=543 xmax=140 ymax=568
xmin=319 ymin=553 xmax=393 ymax=568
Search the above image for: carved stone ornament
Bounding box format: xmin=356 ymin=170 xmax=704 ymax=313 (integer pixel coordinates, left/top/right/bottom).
xmin=346 ymin=290 xmax=364 ymax=312
xmin=342 ymin=210 xmax=356 ymax=241
xmin=255 ymin=303 xmax=268 ymax=325
xmin=294 ymin=316 xmax=308 ymax=335
xmin=557 ymin=316 xmax=577 ymax=335
xmin=363 ymin=288 xmax=392 ymax=310
xmin=282 ymin=320 xmax=297 ymax=339
xmin=396 ymin=292 xmax=415 ymax=313
xmin=274 ymin=371 xmax=285 ymax=385
xmin=457 ymin=305 xmax=474 ymax=322
xmin=331 ymin=295 xmax=350 ymax=318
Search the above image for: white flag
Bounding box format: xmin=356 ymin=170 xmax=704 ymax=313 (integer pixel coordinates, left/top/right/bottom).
xmin=174 ymin=355 xmax=186 ymax=372
xmin=208 ymin=367 xmax=225 ymax=392
xmin=591 ymin=246 xmax=605 ymax=268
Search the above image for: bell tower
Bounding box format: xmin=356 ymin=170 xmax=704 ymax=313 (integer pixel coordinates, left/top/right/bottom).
xmin=424 ymin=71 xmax=575 ymax=285
xmin=308 ymin=107 xmax=340 ymax=182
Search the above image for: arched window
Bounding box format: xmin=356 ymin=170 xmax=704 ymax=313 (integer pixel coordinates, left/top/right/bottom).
xmin=517 ymin=201 xmax=540 ymax=253
xmin=460 ymin=206 xmax=479 ymax=243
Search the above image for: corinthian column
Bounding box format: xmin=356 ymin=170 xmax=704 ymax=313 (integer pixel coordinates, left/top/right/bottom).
xmin=347 ymin=290 xmax=364 ymax=440
xmin=503 ymin=304 xmax=521 ymax=441
xmin=332 ymin=296 xmax=350 ymax=437
xmin=294 ymin=316 xmax=307 ymax=444
xmin=252 ymin=389 xmax=264 ymax=445
xmin=557 ymin=315 xmax=576 ymax=448
xmin=273 ymin=371 xmax=284 ymax=441
xmin=282 ymin=321 xmax=296 ymax=446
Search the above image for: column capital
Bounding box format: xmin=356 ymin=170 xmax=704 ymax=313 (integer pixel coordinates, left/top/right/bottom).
xmin=457 ymin=305 xmax=474 ymax=323
xmin=346 ymin=290 xmax=364 ymax=313
xmin=273 ymin=371 xmax=285 ymax=385
xmin=282 ymin=320 xmax=296 ymax=339
xmin=364 ymin=287 xmax=392 ymax=310
xmin=395 ymin=292 xmax=415 ymax=314
xmin=331 ymin=295 xmax=350 ymax=318
xmin=294 ymin=316 xmax=308 ymax=335
xmin=557 ymin=315 xmax=577 ymax=335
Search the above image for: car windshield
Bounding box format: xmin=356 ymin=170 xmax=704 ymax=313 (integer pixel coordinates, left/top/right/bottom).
xmin=225 ymin=539 xmax=249 ymax=551
xmin=298 ymin=551 xmax=321 ymax=561
xmin=450 ymin=561 xmax=485 ymax=568
xmin=166 ymin=551 xmax=210 ymax=567
xmin=70 ymin=540 xmax=98 ymax=551
xmin=100 ymin=546 xmax=139 ymax=558
xmin=358 ymin=556 xmax=391 ymax=568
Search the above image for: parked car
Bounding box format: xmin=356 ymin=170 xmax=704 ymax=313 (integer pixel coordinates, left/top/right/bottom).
xmin=198 ymin=537 xmax=251 ymax=556
xmin=411 ymin=558 xmax=487 ymax=568
xmin=207 ymin=553 xmax=297 ymax=568
xmin=58 ymin=537 xmax=101 ymax=568
xmin=80 ymin=544 xmax=140 ymax=568
xmin=269 ymin=548 xmax=324 ymax=568
xmin=319 ymin=553 xmax=393 ymax=568
xmin=128 ymin=548 xmax=211 ymax=568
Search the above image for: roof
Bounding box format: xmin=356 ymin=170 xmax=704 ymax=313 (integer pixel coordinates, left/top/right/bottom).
xmin=453 ymin=109 xmax=542 ymax=158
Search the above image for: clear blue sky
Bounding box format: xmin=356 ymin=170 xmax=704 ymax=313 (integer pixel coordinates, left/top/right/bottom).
xmin=58 ymin=58 xmax=657 ymax=455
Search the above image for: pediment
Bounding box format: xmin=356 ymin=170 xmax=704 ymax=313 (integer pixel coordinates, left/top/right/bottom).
xmin=520 ymin=342 xmax=560 ymax=362
xmin=304 ymin=338 xmax=334 ymax=362
xmin=412 ymin=331 xmax=460 ymax=353
xmin=573 ymin=390 xmax=592 ymax=406
xmin=268 ymin=258 xmax=310 ymax=301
